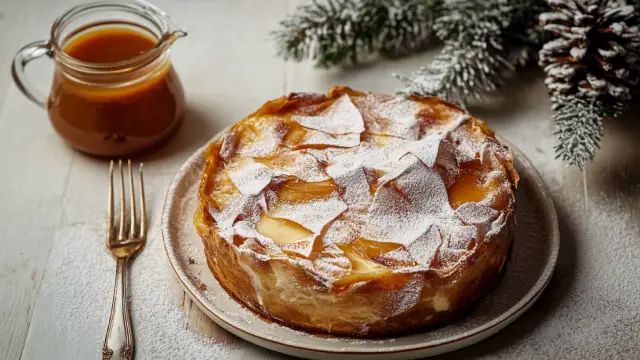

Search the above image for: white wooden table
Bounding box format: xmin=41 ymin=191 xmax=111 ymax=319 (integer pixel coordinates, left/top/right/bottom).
xmin=2 ymin=1 xmax=640 ymax=359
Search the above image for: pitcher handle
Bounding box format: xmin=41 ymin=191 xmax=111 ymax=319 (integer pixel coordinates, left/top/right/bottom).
xmin=12 ymin=40 xmax=52 ymax=108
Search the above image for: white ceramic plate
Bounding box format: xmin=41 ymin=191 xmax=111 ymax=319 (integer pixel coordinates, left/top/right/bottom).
xmin=162 ymin=133 xmax=559 ymax=360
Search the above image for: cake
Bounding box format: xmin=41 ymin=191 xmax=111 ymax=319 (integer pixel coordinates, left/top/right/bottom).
xmin=194 ymin=86 xmax=519 ymax=337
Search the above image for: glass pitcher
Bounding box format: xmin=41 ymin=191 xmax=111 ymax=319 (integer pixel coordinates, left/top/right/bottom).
xmin=12 ymin=0 xmax=187 ymax=157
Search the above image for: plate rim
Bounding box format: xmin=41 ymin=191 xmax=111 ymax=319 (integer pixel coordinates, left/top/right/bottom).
xmin=161 ymin=132 xmax=560 ymax=355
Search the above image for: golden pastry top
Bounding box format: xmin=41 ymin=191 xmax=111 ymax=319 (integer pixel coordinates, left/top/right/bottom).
xmin=197 ymin=86 xmax=518 ymax=289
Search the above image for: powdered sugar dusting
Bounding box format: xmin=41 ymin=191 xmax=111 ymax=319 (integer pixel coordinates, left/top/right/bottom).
xmin=456 ymin=202 xmax=499 ymax=226
xmin=444 ymin=224 xmax=477 ymax=250
xmin=365 ymin=154 xmax=454 ymax=246
xmin=436 ymin=247 xmax=468 ymax=268
xmin=384 ymin=275 xmax=424 ymax=317
xmin=236 ymin=120 xmax=286 ymax=157
xmin=313 ymin=245 xmax=352 ymax=280
xmin=158 ymin=135 xmax=557 ymax=356
xmin=227 ymin=160 xmax=274 ymax=195
xmin=333 ymin=167 xmax=371 ymax=208
xmin=376 ymin=247 xmax=419 ymax=268
xmin=27 ymin=194 xmax=234 ymax=359
xmin=406 ymin=224 xmax=443 ymax=267
xmin=210 ymin=194 xmax=261 ymax=232
xmin=219 ymin=132 xmax=238 ymax=161
xmin=267 ymin=196 xmax=347 ymax=234
xmin=293 ymin=94 xmax=365 ymax=135
xmin=354 ymin=94 xmax=421 ymax=140
xmin=322 ymin=216 xmax=361 ymax=246
xmin=357 ymin=139 xmax=409 ymax=172
xmin=408 ymin=113 xmax=470 ymax=167
xmin=277 ymin=238 xmax=317 ymax=258
xmin=324 ymin=149 xmax=372 ymax=209
xmin=298 ymin=130 xmax=361 ymax=148
xmin=261 ymin=150 xmax=330 ymax=182
xmin=205 ymin=91 xmax=516 ymax=285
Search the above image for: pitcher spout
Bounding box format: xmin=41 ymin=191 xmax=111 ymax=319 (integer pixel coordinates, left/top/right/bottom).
xmin=138 ymin=0 xmax=188 ymax=46
xmin=164 ymin=15 xmax=188 ymax=43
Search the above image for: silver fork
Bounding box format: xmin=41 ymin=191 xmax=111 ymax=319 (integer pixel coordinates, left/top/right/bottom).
xmin=103 ymin=160 xmax=146 ymax=360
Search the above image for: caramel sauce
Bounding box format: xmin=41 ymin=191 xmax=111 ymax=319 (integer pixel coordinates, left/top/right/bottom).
xmin=65 ymin=28 xmax=155 ymax=63
xmin=47 ymin=27 xmax=185 ymax=156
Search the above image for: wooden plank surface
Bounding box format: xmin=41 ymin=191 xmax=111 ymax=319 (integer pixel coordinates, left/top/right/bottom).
xmin=1 ymin=0 xmax=639 ymax=359
xmin=0 ymin=1 xmax=76 ymax=359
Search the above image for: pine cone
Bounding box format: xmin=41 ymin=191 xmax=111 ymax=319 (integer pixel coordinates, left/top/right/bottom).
xmin=539 ymin=0 xmax=640 ymax=108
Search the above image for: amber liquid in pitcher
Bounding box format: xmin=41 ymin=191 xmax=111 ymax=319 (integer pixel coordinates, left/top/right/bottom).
xmin=47 ymin=26 xmax=185 ymax=156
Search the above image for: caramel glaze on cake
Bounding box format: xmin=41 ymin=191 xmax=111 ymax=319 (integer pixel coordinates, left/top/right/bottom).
xmin=194 ymin=86 xmax=519 ymax=337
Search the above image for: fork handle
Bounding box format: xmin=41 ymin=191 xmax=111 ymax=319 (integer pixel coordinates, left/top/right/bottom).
xmin=103 ymin=258 xmax=134 ymax=360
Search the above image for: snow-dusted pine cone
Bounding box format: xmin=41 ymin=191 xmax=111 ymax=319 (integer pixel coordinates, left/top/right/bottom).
xmin=539 ymin=0 xmax=640 ymax=108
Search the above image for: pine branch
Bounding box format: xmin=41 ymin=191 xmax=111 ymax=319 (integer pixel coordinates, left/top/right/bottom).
xmin=378 ymin=0 xmax=439 ymax=57
xmin=272 ymin=0 xmax=364 ymax=67
xmin=553 ymin=97 xmax=622 ymax=169
xmin=396 ymin=40 xmax=511 ymax=104
xmin=272 ymin=0 xmax=438 ymax=68
xmin=432 ymin=0 xmax=512 ymax=42
xmin=396 ymin=0 xmax=548 ymax=105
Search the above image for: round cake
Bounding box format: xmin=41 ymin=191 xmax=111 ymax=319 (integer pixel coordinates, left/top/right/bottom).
xmin=194 ymin=86 xmax=519 ymax=337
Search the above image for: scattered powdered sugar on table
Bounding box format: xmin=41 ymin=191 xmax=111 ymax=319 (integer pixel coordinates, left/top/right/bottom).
xmin=22 ymin=202 xmax=235 ymax=359
xmin=452 ymin=190 xmax=640 ymax=360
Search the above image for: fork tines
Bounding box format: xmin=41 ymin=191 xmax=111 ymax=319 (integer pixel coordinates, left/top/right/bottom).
xmin=107 ymin=159 xmax=146 ymax=245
